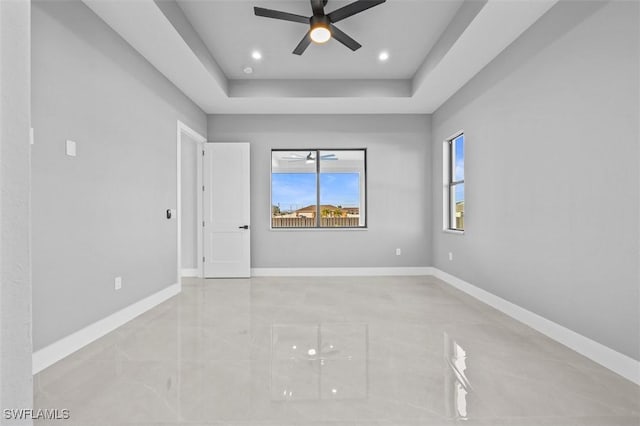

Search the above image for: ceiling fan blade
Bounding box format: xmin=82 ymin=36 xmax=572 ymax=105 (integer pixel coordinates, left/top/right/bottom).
xmin=293 ymin=31 xmax=312 ymax=55
xmin=254 ymin=7 xmax=309 ymax=24
xmin=310 ymin=0 xmax=325 ymax=16
xmin=329 ymin=24 xmax=361 ymax=51
xmin=327 ymin=0 xmax=386 ymax=23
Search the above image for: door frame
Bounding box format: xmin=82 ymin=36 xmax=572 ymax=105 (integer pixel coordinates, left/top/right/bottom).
xmin=177 ymin=120 xmax=206 ymax=284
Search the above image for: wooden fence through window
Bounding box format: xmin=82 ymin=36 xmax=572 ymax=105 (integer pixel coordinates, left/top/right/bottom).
xmin=272 ymin=217 xmax=360 ymax=228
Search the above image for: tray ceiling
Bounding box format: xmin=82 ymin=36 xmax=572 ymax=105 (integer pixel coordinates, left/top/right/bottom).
xmin=82 ymin=0 xmax=558 ymax=114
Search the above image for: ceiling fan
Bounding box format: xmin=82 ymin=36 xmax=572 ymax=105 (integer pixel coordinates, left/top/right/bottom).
xmin=254 ymin=0 xmax=386 ymax=55
xmin=282 ymin=152 xmax=338 ymax=162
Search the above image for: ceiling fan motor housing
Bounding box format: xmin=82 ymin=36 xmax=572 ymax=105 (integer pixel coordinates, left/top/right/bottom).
xmin=310 ymin=15 xmax=330 ymax=26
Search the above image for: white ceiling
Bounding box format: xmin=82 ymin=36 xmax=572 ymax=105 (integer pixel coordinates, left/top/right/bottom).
xmin=177 ymin=0 xmax=463 ymax=80
xmin=82 ymin=0 xmax=558 ymax=114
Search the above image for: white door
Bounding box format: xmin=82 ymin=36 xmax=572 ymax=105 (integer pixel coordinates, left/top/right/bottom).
xmin=203 ymin=143 xmax=251 ymax=278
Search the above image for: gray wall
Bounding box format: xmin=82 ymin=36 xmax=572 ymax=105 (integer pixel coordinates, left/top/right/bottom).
xmin=31 ymin=1 xmax=206 ymax=350
xmin=431 ymin=1 xmax=639 ymax=360
xmin=1 ymin=0 xmax=33 ymax=422
xmin=208 ymin=114 xmax=431 ymax=268
xmin=181 ymin=134 xmax=199 ymax=270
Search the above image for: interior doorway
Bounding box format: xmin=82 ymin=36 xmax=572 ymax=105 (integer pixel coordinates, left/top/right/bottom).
xmin=177 ymin=121 xmax=206 ymax=282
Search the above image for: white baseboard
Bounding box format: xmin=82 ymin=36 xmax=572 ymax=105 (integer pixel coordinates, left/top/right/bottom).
xmin=32 ymin=283 xmax=181 ymax=375
xmin=431 ymin=268 xmax=640 ymax=385
xmin=251 ymin=267 xmax=434 ymax=277
xmin=181 ymin=268 xmax=199 ymax=277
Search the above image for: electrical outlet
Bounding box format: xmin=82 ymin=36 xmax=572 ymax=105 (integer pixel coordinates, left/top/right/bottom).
xmin=448 ymin=252 xmax=453 ymax=261
xmin=395 ymin=248 xmax=402 ymax=256
xmin=114 ymin=276 xmax=122 ymax=290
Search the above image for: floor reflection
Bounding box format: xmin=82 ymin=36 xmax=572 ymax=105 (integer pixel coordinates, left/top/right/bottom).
xmin=444 ymin=332 xmax=470 ymax=420
xmin=270 ymin=323 xmax=368 ymax=401
xmin=33 ymin=277 xmax=640 ymax=425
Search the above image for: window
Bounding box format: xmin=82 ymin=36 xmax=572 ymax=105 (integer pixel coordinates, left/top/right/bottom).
xmin=271 ymin=149 xmax=366 ymax=228
xmin=445 ymin=133 xmax=464 ymax=231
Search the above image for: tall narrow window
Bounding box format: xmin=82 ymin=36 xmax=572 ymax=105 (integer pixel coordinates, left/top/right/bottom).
xmin=446 ymin=133 xmax=464 ymax=231
xmin=271 ymin=149 xmax=366 ymax=228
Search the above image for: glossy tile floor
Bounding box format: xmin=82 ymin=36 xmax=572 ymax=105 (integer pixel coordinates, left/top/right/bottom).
xmin=35 ymin=276 xmax=640 ymax=426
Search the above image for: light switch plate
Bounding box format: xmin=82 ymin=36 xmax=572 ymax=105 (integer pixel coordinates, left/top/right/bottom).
xmin=66 ymin=140 xmax=76 ymax=157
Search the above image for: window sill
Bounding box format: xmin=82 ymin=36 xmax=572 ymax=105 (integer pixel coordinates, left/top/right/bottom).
xmin=270 ymin=227 xmax=368 ymax=232
xmin=443 ymin=229 xmax=464 ymax=235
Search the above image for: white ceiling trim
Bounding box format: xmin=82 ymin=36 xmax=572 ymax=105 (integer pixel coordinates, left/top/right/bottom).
xmin=83 ymin=0 xmax=558 ymax=114
xmin=83 ymin=0 xmax=227 ymax=112
xmin=413 ymin=0 xmax=558 ymax=111
xmin=412 ymin=0 xmax=488 ymax=93
xmin=154 ymin=0 xmax=228 ymax=94
xmin=229 ymin=79 xmax=411 ymax=98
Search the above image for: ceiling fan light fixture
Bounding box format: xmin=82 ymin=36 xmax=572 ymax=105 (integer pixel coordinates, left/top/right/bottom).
xmin=310 ymin=16 xmax=331 ymax=44
xmin=310 ymin=25 xmax=331 ymax=43
xmin=305 ymin=152 xmax=315 ymax=163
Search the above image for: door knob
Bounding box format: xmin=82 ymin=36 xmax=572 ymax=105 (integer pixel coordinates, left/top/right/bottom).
xmin=238 ymin=225 xmax=249 ymax=229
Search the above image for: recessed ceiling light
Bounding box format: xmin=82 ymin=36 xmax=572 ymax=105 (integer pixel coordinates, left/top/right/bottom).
xmin=243 ymin=66 xmax=253 ymax=74
xmin=251 ymin=50 xmax=262 ymax=60
xmin=378 ymin=51 xmax=389 ymax=62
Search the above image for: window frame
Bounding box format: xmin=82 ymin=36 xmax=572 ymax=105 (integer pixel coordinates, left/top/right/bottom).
xmin=444 ymin=132 xmax=464 ymax=233
xmin=270 ymin=148 xmax=368 ymax=230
